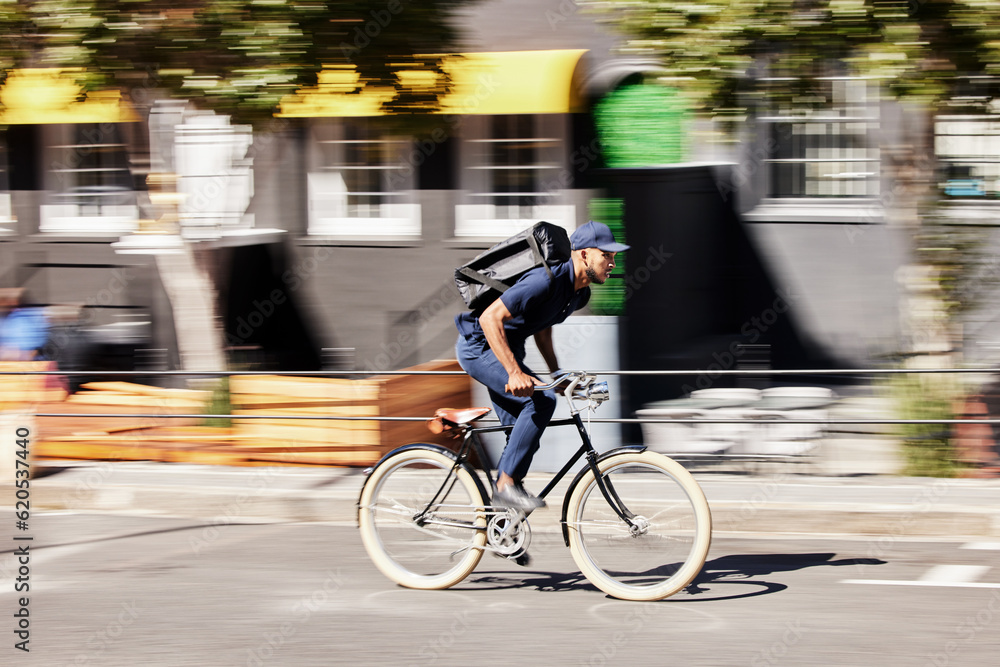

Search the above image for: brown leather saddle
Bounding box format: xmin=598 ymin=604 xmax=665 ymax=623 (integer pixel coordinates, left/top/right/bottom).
xmin=426 ymin=407 xmax=492 ymax=436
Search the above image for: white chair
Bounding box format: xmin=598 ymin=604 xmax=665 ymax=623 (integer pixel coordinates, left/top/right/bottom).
xmin=689 ymin=387 xmax=762 ymax=406
xmin=636 ymin=407 xmax=741 ymax=456
xmin=736 ymin=387 xmax=837 ymax=459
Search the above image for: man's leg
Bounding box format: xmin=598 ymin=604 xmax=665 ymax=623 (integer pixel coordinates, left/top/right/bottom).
xmin=456 ymin=335 xmax=556 ymax=486
xmin=492 ymin=388 xmax=556 ymax=482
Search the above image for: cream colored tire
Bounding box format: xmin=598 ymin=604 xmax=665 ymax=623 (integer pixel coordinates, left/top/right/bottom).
xmin=565 ymin=451 xmax=712 ymax=601
xmin=359 ymin=447 xmax=487 ymax=590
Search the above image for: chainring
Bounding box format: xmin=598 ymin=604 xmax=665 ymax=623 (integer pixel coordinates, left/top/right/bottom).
xmin=486 ymin=510 xmax=531 ymax=557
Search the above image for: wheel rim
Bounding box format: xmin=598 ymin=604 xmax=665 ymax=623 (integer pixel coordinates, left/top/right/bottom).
xmin=367 ymin=456 xmax=484 ymax=579
xmin=573 ymin=461 xmax=702 ymax=591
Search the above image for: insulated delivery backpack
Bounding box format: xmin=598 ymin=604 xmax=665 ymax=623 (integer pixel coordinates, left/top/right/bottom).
xmin=454 ymin=221 xmax=572 ymax=313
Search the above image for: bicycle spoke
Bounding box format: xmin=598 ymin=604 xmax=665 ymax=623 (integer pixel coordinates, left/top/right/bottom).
xmin=358 ymin=449 xmax=487 ymax=589
xmin=566 ymin=452 xmax=712 ymax=601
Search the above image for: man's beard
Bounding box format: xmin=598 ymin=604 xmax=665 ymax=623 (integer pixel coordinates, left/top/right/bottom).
xmin=585 ymin=266 xmax=606 ymax=285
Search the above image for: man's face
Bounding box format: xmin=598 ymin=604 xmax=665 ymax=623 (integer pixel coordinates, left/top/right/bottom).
xmin=584 ymin=249 xmax=617 ymax=285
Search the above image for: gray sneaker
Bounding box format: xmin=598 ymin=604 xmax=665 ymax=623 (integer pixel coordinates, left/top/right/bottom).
xmin=493 ymin=484 xmax=546 ymax=512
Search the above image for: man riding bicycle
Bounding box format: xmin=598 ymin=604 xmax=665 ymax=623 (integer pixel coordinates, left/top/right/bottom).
xmin=454 ymin=221 xmax=629 ymax=511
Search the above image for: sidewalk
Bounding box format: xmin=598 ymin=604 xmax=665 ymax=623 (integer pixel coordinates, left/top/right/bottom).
xmin=26 ymin=459 xmax=1000 ymax=539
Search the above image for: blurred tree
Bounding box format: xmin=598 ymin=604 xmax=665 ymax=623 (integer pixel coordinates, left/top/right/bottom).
xmin=584 ymin=0 xmax=1000 ymax=473
xmin=581 ymin=1 xmax=1000 ymax=112
xmin=5 ymin=0 xmax=476 ymax=124
xmin=0 ymin=2 xmax=478 ymax=376
xmin=583 ymin=0 xmax=1000 ymax=332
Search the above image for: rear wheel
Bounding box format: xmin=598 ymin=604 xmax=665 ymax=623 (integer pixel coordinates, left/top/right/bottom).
xmin=358 ymin=447 xmax=487 ymax=590
xmin=565 ymin=451 xmax=712 ymax=601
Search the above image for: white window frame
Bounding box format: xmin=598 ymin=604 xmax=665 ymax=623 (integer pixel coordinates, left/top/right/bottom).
xmin=307 ymin=119 xmax=420 ymax=239
xmin=759 ymin=77 xmax=881 ymax=199
xmin=455 ymin=114 xmax=575 ymax=238
xmin=39 ymin=123 xmax=138 ymax=235
xmin=936 ymin=114 xmax=1000 ymax=199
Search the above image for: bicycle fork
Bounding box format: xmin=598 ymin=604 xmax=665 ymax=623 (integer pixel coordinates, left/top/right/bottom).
xmin=572 ymin=415 xmax=644 ymax=534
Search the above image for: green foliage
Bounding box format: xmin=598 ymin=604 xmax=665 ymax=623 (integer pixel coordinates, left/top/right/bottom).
xmin=914 ymin=221 xmax=997 ymax=321
xmin=887 ymin=373 xmax=963 ymax=477
xmin=594 ymin=84 xmax=689 ymax=166
xmin=4 ymin=0 xmax=475 ymax=124
xmin=201 ymin=377 xmax=232 ymax=429
xmin=588 ymin=198 xmax=627 ymax=316
xmin=581 ymin=0 xmax=1000 ymax=112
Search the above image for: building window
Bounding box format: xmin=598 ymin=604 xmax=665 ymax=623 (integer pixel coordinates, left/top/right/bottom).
xmin=456 ymin=114 xmax=575 ymax=238
xmin=760 ymin=78 xmax=880 ymax=198
xmin=936 ymin=114 xmax=1000 ymax=198
xmin=308 ymin=119 xmax=419 ymax=238
xmin=40 ymin=123 xmax=138 ymax=234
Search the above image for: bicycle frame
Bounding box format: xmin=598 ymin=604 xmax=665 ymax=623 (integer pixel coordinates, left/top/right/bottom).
xmin=432 ymin=411 xmax=644 ymax=532
xmin=409 ymin=371 xmax=646 ymax=542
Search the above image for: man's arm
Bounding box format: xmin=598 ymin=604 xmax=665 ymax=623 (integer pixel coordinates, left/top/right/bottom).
xmin=478 ymin=298 xmax=541 ymax=397
xmin=533 ymin=327 xmax=560 ymax=375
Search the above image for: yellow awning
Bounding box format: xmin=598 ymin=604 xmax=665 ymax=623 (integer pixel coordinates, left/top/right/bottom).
xmin=278 ymin=49 xmax=587 ymax=118
xmin=0 ymin=69 xmax=138 ymax=125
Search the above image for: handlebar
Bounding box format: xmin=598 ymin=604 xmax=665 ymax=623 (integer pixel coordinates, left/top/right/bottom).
xmin=533 ymin=370 xmax=610 ymax=407
xmin=531 ymin=369 xmax=578 ymax=391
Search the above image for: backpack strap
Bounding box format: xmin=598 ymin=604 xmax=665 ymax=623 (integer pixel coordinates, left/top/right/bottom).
xmin=525 ymin=232 xmax=555 ymax=279
xmin=458 ymin=233 xmax=554 ymax=294
xmin=457 ymin=266 xmax=511 ymax=293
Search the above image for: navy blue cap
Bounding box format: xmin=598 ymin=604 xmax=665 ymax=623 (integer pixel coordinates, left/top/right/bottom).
xmin=570 ymin=221 xmax=630 ymax=252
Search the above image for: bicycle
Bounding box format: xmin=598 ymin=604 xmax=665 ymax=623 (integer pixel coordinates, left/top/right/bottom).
xmin=357 ymin=370 xmax=712 ymax=601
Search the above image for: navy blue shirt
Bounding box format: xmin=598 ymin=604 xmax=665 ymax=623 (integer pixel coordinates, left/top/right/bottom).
xmin=455 ymin=260 xmax=590 ymax=358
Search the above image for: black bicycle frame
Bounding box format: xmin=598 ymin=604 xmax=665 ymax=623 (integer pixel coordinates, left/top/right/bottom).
xmin=446 ymin=412 xmax=638 ymax=527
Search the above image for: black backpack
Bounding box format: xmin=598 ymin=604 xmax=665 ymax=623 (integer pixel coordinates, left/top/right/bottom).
xmin=454 ymin=221 xmax=572 ymax=312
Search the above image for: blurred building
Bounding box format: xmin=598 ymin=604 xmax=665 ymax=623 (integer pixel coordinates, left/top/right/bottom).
xmin=2 ymin=0 xmax=1000 ymax=394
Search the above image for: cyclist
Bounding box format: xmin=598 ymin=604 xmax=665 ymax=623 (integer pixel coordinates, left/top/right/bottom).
xmin=455 ymin=221 xmax=629 ymax=511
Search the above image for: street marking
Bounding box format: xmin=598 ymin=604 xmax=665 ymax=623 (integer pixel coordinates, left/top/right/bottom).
xmin=844 ymin=562 xmax=995 ymax=588
xmin=920 ymin=564 xmax=991 ymax=584
xmin=842 ymin=579 xmax=1000 ymax=589
xmin=961 ymin=542 xmax=1000 ymax=550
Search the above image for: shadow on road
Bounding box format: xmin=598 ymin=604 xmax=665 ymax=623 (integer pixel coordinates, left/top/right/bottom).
xmin=679 ymin=552 xmax=888 ymax=601
xmin=462 ymin=552 xmax=887 ymax=601
xmin=463 ymin=568 xmax=597 ymax=594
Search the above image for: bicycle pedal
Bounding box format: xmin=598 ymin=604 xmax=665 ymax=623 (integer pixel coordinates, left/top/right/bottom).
xmin=513 ymin=552 xmax=532 ymax=567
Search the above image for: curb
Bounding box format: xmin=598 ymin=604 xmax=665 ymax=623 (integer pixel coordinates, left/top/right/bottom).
xmin=22 ymin=464 xmax=1000 ymax=539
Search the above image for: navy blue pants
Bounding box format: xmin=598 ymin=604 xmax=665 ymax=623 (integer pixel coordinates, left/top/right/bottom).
xmin=455 ymin=334 xmax=557 ymax=480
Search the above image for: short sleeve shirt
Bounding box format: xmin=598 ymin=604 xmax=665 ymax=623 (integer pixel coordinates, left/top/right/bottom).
xmin=455 ymin=260 xmax=590 ymax=358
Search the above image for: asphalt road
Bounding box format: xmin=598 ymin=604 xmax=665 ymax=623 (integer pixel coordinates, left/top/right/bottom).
xmin=4 ymin=512 xmax=1000 ymax=666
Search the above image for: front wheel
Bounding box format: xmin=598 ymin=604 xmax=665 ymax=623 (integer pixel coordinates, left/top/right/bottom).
xmin=358 ymin=447 xmax=487 ymax=590
xmin=565 ymin=451 xmax=712 ymax=601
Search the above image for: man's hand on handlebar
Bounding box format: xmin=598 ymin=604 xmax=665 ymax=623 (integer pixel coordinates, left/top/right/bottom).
xmin=504 ymin=369 xmax=543 ymax=397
